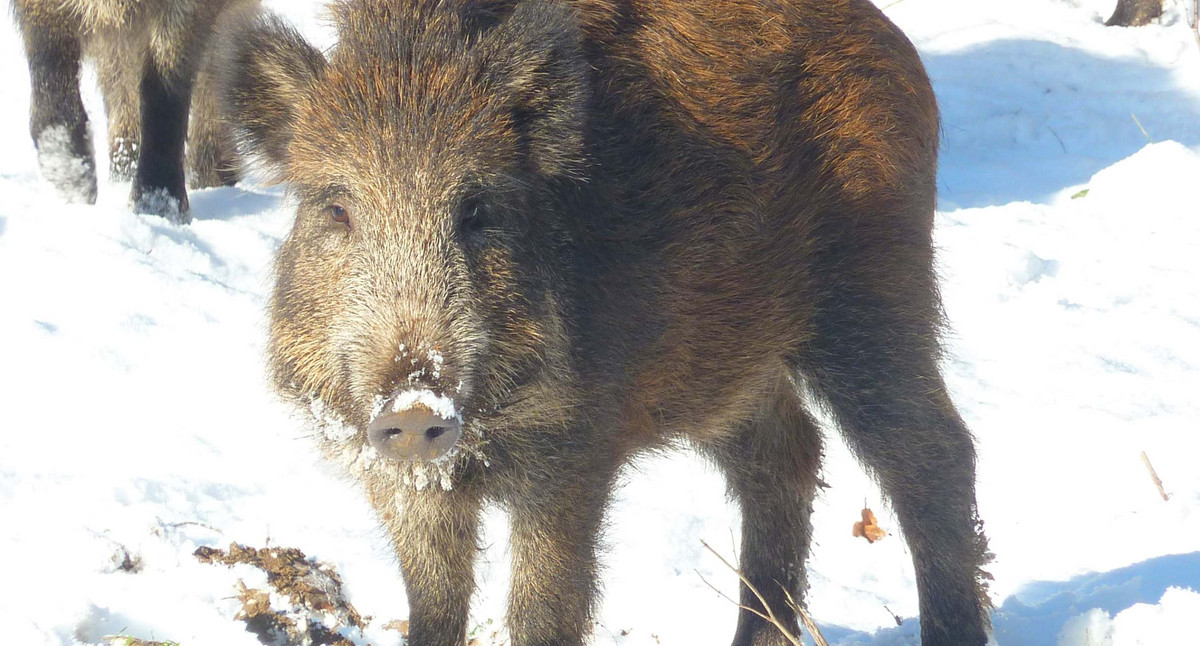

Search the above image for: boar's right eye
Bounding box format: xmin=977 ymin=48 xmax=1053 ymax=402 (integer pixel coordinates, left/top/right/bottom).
xmin=326 ymin=204 xmax=352 ymax=231
xmin=457 ymin=197 xmax=489 ymax=245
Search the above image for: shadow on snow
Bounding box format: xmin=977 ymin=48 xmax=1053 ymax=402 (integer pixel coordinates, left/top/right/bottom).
xmin=811 ymin=551 xmax=1200 ymax=645
xmin=927 ymin=39 xmax=1200 ymax=209
xmin=188 ymin=185 xmax=284 ymax=222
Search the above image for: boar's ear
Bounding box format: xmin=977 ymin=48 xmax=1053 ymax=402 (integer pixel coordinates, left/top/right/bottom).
xmin=219 ymin=12 xmax=326 ymax=177
xmin=478 ymin=0 xmax=589 ymax=176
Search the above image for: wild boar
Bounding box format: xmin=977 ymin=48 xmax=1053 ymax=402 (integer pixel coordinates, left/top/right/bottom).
xmin=223 ymin=1 xmax=994 ymax=644
xmin=10 ymin=0 xmax=257 ymax=220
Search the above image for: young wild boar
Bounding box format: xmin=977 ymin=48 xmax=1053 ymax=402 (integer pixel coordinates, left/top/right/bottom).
xmin=224 ymin=1 xmax=993 ymax=644
xmin=10 ymin=0 xmax=257 ymax=220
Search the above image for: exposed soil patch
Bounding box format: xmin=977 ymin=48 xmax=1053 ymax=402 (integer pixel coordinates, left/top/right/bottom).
xmin=195 ymin=543 xmax=366 ymax=646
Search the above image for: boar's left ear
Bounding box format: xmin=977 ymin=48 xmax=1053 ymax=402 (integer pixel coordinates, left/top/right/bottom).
xmin=218 ymin=12 xmax=327 ymax=178
xmin=477 ymin=0 xmax=589 ymax=177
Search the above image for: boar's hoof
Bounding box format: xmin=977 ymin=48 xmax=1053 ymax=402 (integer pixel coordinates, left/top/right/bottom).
xmin=367 ymin=403 xmax=462 ymax=462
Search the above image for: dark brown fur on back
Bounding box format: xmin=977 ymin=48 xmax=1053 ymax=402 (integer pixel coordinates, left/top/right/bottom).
xmin=223 ymin=1 xmax=993 ymax=644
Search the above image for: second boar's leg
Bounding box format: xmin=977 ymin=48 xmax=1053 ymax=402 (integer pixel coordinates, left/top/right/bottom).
xmin=700 ymin=381 xmax=823 ymax=646
xmin=132 ymin=20 xmax=206 ymax=219
xmin=186 ymin=57 xmax=240 ymax=189
xmin=790 ymin=264 xmax=992 ymax=645
xmin=131 ymin=58 xmax=191 ymax=217
xmin=95 ymin=30 xmax=144 ymax=183
xmin=390 ymin=485 xmax=483 ymax=645
xmin=505 ymin=453 xmax=617 ymax=646
xmin=15 ymin=6 xmax=97 ymax=204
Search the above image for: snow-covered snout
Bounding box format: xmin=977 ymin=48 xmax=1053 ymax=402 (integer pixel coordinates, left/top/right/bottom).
xmin=368 ymin=391 xmax=463 ymax=462
xmin=331 ymin=244 xmax=481 ymax=463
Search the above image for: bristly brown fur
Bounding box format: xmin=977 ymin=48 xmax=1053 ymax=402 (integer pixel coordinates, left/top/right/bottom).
xmin=10 ymin=0 xmax=256 ymax=218
xmin=223 ymin=1 xmax=994 ymax=644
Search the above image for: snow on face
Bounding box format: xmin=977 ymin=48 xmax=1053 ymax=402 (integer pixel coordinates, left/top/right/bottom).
xmin=306 ymin=385 xmax=479 ymax=492
xmin=373 ymin=388 xmax=461 ymax=424
xmin=308 ymin=397 xmax=358 ymax=444
xmin=394 ymin=341 xmax=450 ymax=386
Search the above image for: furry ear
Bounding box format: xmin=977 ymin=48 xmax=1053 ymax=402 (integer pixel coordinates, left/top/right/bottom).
xmin=477 ymin=0 xmax=589 ymax=176
xmin=218 ymin=12 xmax=326 ymax=177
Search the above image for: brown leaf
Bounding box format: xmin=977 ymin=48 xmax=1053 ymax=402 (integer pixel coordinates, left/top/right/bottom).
xmin=852 ymin=507 xmax=887 ymax=544
xmin=383 ymin=619 xmax=410 ymax=637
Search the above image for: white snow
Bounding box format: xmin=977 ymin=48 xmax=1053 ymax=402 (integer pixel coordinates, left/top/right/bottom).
xmin=383 ymin=389 xmax=460 ymax=423
xmin=1 ymin=0 xmax=1198 ymax=644
xmin=310 ymin=396 xmax=360 ymax=444
xmin=1055 ymin=586 xmax=1200 ymax=646
xmin=35 ymin=124 xmax=96 ymax=204
xmin=109 ymin=136 xmax=137 ymax=175
xmin=131 ymin=186 xmax=186 ymax=225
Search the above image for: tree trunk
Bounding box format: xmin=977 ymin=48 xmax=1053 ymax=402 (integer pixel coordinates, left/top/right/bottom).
xmin=1106 ymin=0 xmax=1164 ymax=26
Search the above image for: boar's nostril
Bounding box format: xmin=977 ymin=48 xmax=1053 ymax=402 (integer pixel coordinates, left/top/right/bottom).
xmin=366 ymin=396 xmax=463 ymax=462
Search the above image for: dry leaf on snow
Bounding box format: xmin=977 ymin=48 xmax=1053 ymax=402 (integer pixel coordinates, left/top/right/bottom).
xmin=852 ymin=507 xmax=887 ymax=544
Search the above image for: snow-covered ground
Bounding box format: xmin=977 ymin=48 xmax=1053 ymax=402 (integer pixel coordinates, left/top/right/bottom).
xmin=1 ymin=0 xmax=1198 ymax=644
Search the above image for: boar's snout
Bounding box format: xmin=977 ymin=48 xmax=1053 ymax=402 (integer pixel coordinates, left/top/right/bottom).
xmin=367 ymin=394 xmax=463 ymax=462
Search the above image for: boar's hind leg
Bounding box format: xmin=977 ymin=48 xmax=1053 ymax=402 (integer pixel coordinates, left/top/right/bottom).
xmin=790 ymin=268 xmax=992 ymax=644
xmin=186 ymin=2 xmax=250 ymax=190
xmin=95 ymin=33 xmax=143 ymax=184
xmin=390 ymin=486 xmax=483 ymax=646
xmin=506 ymin=458 xmax=615 ymax=646
xmin=15 ymin=6 xmax=97 ymax=204
xmin=186 ymin=57 xmax=240 ymax=189
xmin=701 ymin=382 xmax=822 ymax=646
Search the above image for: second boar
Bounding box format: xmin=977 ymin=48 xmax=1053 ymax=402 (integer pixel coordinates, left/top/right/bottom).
xmin=11 ymin=0 xmax=256 ymax=219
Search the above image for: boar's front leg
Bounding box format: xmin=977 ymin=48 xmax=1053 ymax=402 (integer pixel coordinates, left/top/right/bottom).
xmin=505 ymin=453 xmax=616 ymax=646
xmin=700 ymin=382 xmax=823 ymax=646
xmin=131 ymin=22 xmax=207 ymax=220
xmin=389 ymin=485 xmax=483 ymax=645
xmin=14 ymin=6 xmax=97 ymax=204
xmin=131 ymin=59 xmax=192 ymax=219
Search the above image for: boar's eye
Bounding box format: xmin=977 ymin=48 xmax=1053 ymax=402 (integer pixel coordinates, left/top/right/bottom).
xmin=326 ymin=204 xmax=352 ymax=231
xmin=457 ymin=197 xmax=489 ymax=245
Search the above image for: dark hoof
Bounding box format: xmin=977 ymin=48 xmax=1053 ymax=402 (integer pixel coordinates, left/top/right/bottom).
xmin=132 ymin=186 xmax=190 ymax=224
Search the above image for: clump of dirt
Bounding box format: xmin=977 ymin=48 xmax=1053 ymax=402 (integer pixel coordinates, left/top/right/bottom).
xmin=195 ymin=543 xmax=365 ymax=646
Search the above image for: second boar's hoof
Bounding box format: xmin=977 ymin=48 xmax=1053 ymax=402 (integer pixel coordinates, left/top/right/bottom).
xmin=367 ymin=397 xmax=462 ymax=462
xmin=132 ymin=186 xmax=190 ymax=224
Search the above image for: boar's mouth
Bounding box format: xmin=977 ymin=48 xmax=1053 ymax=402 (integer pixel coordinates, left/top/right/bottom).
xmin=367 ymin=390 xmax=463 ymax=462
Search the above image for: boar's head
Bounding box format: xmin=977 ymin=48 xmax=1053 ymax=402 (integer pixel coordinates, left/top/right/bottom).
xmin=221 ymin=0 xmax=589 ymax=464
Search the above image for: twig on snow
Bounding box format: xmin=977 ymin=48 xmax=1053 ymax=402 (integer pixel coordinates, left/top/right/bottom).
xmin=1130 ymin=113 xmax=1153 ymax=143
xmin=697 ymin=540 xmax=830 ymax=646
xmin=1193 ymin=0 xmax=1200 ymax=53
xmin=781 ymin=586 xmax=830 ymax=646
xmin=1141 ymin=451 xmax=1170 ymax=501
